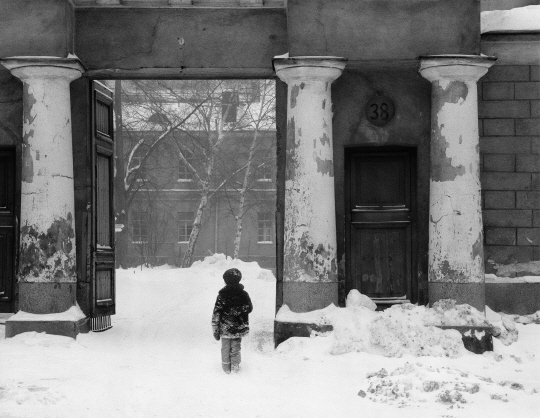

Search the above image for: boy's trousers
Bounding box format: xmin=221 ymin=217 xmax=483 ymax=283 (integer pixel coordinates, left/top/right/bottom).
xmin=221 ymin=337 xmax=242 ymax=373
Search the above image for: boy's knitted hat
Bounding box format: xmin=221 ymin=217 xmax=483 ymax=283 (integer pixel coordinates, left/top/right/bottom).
xmin=223 ymin=268 xmax=242 ymax=285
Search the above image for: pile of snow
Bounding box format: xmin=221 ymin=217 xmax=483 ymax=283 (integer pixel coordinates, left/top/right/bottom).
xmin=191 ymin=253 xmax=275 ymax=282
xmin=482 ymin=5 xmax=540 ymax=33
xmin=358 ymin=362 xmax=535 ymax=408
xmin=277 ymin=295 xmax=496 ymax=358
xmin=327 ymin=304 xmax=466 ymax=358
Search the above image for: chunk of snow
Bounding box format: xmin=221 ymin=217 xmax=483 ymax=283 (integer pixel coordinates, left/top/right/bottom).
xmin=345 ymin=289 xmax=377 ymax=310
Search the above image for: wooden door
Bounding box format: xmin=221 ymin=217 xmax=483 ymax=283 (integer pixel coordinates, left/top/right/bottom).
xmin=0 ymin=149 xmax=15 ymax=312
xmin=346 ymin=148 xmax=415 ymax=303
xmin=91 ymin=81 xmax=115 ymax=330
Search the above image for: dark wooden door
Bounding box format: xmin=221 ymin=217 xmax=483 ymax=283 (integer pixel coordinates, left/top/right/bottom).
xmin=0 ymin=149 xmax=15 ymax=312
xmin=347 ymin=149 xmax=414 ymax=303
xmin=91 ymin=81 xmax=115 ymax=330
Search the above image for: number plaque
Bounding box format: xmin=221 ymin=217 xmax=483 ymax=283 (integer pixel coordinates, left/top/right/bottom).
xmin=365 ymin=94 xmax=395 ymax=127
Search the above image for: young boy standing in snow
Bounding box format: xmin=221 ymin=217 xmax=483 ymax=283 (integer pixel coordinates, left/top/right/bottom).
xmin=212 ymin=268 xmax=253 ymax=374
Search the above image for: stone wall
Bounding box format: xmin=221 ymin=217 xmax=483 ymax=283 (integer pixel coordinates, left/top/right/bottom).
xmin=479 ymin=64 xmax=540 ymax=277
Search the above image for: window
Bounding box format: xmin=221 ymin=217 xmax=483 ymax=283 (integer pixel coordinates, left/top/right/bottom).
xmin=131 ymin=211 xmax=148 ymax=243
xmin=130 ymin=150 xmax=146 ymax=182
xmin=257 ymin=163 xmax=273 ymax=182
xmin=178 ymin=212 xmax=193 ymax=242
xmin=221 ymin=90 xmax=238 ymax=123
xmin=257 ymin=212 xmax=273 ymax=243
xmin=178 ymin=159 xmax=193 ymax=182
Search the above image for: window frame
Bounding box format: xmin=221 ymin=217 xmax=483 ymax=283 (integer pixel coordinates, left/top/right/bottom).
xmin=257 ymin=212 xmax=273 ymax=244
xmin=177 ymin=211 xmax=194 ymax=243
xmin=131 ymin=211 xmax=148 ymax=244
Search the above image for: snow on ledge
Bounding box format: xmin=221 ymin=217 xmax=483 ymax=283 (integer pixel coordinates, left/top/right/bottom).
xmin=485 ymin=274 xmax=540 ymax=283
xmin=276 ymin=303 xmax=337 ymax=324
xmin=481 ymin=6 xmax=540 ymax=33
xmin=7 ymin=304 xmax=86 ymax=322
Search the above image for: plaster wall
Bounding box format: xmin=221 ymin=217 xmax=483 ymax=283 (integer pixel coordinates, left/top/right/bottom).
xmin=0 ymin=0 xmax=74 ymax=59
xmin=287 ymin=0 xmax=480 ymax=60
xmin=332 ymin=68 xmax=432 ymax=305
xmin=74 ymin=8 xmax=287 ymax=76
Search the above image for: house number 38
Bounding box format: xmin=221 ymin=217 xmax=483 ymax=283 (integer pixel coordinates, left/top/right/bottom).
xmin=365 ymin=94 xmax=395 ymax=127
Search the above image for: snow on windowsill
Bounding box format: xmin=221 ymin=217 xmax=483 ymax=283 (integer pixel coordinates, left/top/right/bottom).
xmin=257 ymin=241 xmax=273 ymax=244
xmin=481 ymin=5 xmax=540 ymax=33
xmin=8 ymin=304 xmax=86 ymax=322
xmin=485 ymin=273 xmax=540 ymax=284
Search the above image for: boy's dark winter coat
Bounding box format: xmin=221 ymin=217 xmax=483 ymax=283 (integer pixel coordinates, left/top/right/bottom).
xmin=212 ymin=283 xmax=253 ymax=339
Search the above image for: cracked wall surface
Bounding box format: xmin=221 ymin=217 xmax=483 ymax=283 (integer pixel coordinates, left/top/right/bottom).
xmin=283 ymin=78 xmax=338 ymax=284
xmin=429 ymin=77 xmax=485 ymax=284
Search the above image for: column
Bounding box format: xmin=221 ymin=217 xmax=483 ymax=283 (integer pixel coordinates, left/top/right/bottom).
xmin=1 ymin=57 xmax=83 ymax=314
xmin=419 ymin=55 xmax=496 ymax=311
xmin=274 ymin=56 xmax=346 ymax=312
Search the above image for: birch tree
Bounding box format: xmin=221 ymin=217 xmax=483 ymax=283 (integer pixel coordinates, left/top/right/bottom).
xmin=220 ymin=80 xmax=276 ymax=259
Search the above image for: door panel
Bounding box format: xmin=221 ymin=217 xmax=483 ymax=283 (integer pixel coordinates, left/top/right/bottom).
xmin=91 ymin=81 xmax=115 ymax=329
xmin=347 ymin=149 xmax=414 ymax=302
xmin=0 ymin=150 xmax=15 ymax=311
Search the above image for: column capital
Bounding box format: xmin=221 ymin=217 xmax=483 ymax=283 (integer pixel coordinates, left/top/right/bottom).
xmin=273 ymin=56 xmax=347 ymax=85
xmin=419 ymin=54 xmax=497 ymax=84
xmin=1 ymin=56 xmax=85 ymax=83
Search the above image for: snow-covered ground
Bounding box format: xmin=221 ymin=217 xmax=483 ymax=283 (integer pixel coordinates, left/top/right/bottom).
xmin=0 ymin=255 xmax=539 ymax=418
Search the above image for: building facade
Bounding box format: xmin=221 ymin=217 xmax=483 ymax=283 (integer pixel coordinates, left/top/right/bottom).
xmin=0 ymin=0 xmax=538 ymax=338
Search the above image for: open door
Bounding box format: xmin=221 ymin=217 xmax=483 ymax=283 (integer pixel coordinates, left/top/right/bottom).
xmin=346 ymin=147 xmax=416 ymax=307
xmin=90 ymin=81 xmax=115 ymax=330
xmin=0 ymin=149 xmax=15 ymax=313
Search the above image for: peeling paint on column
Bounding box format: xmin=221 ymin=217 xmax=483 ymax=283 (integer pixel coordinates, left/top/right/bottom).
xmin=431 ymin=127 xmax=466 ymax=182
xmin=285 ymin=117 xmax=298 ymax=182
xmin=275 ymin=57 xmax=345 ymax=308
xmin=290 ymin=84 xmax=300 ymax=109
xmin=2 ymin=58 xmax=84 ymax=292
xmin=320 ymin=132 xmax=330 ymax=146
xmin=19 ymin=213 xmax=76 ymax=282
xmin=284 ymin=231 xmax=337 ymax=282
xmin=314 ymin=155 xmax=334 ymax=176
xmin=420 ymin=57 xmax=494 ymax=289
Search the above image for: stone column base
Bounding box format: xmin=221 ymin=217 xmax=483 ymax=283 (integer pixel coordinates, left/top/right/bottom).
xmin=274 ymin=321 xmax=333 ymax=347
xmin=19 ymin=282 xmax=76 ymax=314
xmin=436 ymin=325 xmax=494 ymax=354
xmin=486 ymin=282 xmax=540 ymax=315
xmin=5 ymin=317 xmax=90 ymax=339
xmin=429 ymin=282 xmax=485 ymax=312
xmin=283 ymin=281 xmax=338 ymax=313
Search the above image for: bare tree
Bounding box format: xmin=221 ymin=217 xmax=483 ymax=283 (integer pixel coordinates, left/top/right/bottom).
xmin=113 ymin=79 xmax=276 ymax=268
xmin=112 ymin=80 xmax=211 ymax=267
xmin=219 ymin=80 xmax=276 ymax=259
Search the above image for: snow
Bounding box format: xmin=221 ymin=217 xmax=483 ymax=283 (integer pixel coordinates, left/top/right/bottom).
xmin=0 ymin=255 xmax=539 ymax=417
xmin=486 ymin=273 xmax=540 ymax=283
xmin=7 ymin=304 xmax=86 ymax=322
xmin=482 ymin=5 xmax=540 ymax=33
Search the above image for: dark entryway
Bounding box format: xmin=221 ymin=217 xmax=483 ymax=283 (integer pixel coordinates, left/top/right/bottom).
xmin=345 ymin=147 xmax=417 ymax=305
xmin=0 ymin=148 xmax=15 ymax=312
